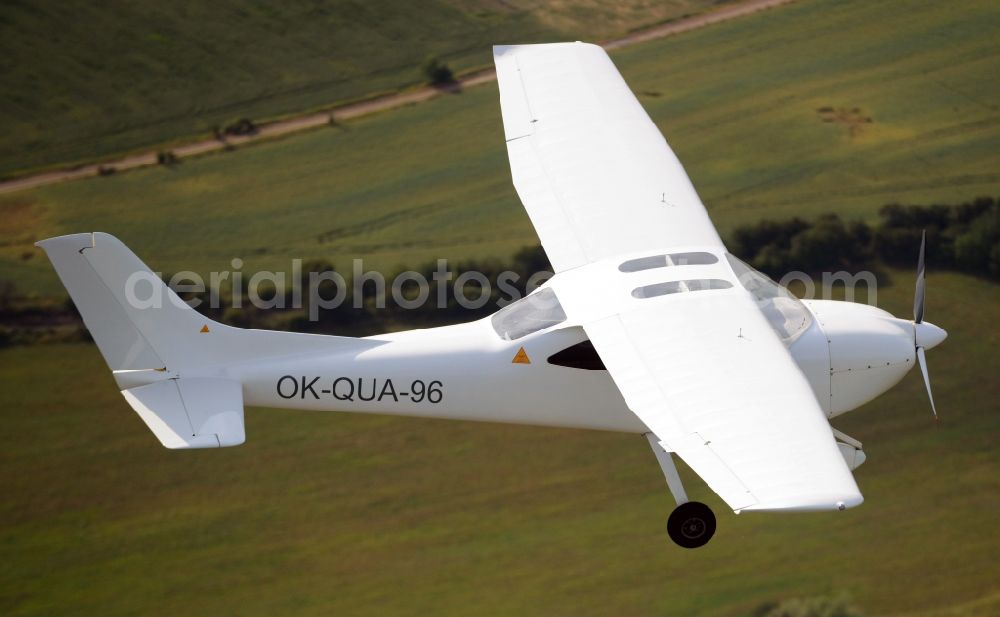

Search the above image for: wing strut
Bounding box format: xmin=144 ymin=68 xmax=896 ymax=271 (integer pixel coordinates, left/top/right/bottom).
xmin=647 ymin=432 xmax=719 ymax=548
xmin=645 ymin=433 xmax=688 ymax=506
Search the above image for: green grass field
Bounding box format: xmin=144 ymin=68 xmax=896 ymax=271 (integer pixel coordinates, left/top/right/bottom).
xmin=0 ymin=0 xmax=722 ymax=178
xmin=2 ymin=0 xmax=1000 ymax=614
xmin=1 ymin=269 xmax=998 ymax=616
xmin=2 ymin=0 xmax=997 ymax=298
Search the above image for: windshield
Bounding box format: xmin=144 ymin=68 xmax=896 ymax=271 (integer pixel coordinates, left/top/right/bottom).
xmin=725 ymin=254 xmax=813 ymax=343
xmin=491 ymin=288 xmax=567 ymax=341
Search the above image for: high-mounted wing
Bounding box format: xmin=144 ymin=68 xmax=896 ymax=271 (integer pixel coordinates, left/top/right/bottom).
xmin=548 ymin=256 xmax=863 ymax=512
xmin=576 ymin=287 xmax=861 ymax=511
xmin=498 ymin=43 xmax=862 ymax=512
xmin=494 ymin=42 xmax=723 ymax=273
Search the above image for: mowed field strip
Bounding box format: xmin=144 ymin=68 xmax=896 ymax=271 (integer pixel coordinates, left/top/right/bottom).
xmin=0 ymin=0 xmax=796 ymax=195
xmin=0 ymin=0 xmax=759 ymax=182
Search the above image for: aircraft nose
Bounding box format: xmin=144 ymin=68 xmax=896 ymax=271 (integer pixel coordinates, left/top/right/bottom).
xmin=915 ymin=321 xmax=947 ymax=350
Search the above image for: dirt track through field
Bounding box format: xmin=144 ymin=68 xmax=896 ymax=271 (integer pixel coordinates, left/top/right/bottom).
xmin=0 ymin=0 xmax=796 ymax=195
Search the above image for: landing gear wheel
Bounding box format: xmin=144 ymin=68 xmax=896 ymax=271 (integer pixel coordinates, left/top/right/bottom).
xmin=667 ymin=501 xmax=716 ymax=548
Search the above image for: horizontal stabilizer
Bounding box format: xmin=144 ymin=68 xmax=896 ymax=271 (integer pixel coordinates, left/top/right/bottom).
xmin=122 ymin=378 xmax=244 ymax=449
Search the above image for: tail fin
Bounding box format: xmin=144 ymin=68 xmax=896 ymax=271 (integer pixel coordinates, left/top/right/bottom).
xmin=37 ymin=232 xmax=376 ymax=449
xmin=36 ymin=232 xmax=214 ymax=372
xmin=36 ymin=232 xmax=367 ymax=373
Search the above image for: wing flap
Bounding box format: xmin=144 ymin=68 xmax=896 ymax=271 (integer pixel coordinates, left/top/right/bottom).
xmin=505 ymin=137 xmax=589 ymax=270
xmin=584 ymin=314 xmax=757 ymax=510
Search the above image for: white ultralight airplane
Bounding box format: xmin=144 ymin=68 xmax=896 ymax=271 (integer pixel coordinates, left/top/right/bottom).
xmin=38 ymin=43 xmax=947 ymax=548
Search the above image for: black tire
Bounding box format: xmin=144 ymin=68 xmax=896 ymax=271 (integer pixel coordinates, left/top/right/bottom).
xmin=667 ymin=501 xmax=716 ymax=548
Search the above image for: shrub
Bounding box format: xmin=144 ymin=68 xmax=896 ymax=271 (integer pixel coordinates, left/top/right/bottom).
xmin=731 ymin=217 xmax=810 ymax=273
xmin=156 ymin=150 xmax=179 ymax=165
xmin=421 ymin=56 xmax=454 ymax=85
xmin=753 ymin=594 xmax=864 ymax=617
xmin=954 ymin=205 xmax=1000 ymax=277
xmin=731 ymin=197 xmax=999 ymax=280
xmin=223 ymin=118 xmax=256 ymax=136
xmin=788 ymin=214 xmax=873 ymax=273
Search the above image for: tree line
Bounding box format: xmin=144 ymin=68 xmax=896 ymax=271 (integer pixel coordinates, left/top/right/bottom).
xmin=731 ymin=196 xmax=998 ymax=280
xmin=2 ymin=197 xmax=997 ymax=347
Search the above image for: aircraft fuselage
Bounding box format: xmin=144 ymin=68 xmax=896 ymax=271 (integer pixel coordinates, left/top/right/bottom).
xmin=231 ymin=298 xmax=923 ymax=432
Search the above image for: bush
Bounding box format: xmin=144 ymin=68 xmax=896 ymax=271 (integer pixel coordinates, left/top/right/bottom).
xmin=732 ymin=217 xmax=810 ymax=257
xmin=873 ymin=203 xmax=950 ymax=266
xmin=421 ymin=56 xmax=454 ymax=85
xmin=731 ymin=217 xmax=810 ymax=275
xmin=730 ymin=214 xmax=874 ymax=278
xmin=789 ymin=214 xmax=873 ymax=273
xmin=730 ymin=196 xmax=999 ymax=280
xmin=752 ymin=594 xmax=864 ymax=617
xmin=223 ymin=118 xmax=256 ymax=136
xmin=954 ymin=205 xmax=1000 ymax=277
xmin=156 ymin=150 xmax=178 ymax=165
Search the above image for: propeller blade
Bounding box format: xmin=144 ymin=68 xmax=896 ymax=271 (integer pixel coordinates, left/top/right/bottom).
xmin=913 ymin=230 xmax=926 ymax=324
xmin=916 ymin=346 xmax=937 ymax=420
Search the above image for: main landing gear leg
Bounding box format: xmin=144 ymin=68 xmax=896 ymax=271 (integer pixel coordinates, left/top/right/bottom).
xmin=645 ymin=433 xmax=716 ymax=549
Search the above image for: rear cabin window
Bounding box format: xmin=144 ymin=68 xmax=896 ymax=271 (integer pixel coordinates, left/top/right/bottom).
xmin=491 ymin=288 xmax=567 ymax=341
xmin=631 ymin=279 xmax=732 ymax=299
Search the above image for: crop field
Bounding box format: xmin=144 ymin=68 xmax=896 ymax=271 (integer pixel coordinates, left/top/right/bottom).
xmin=1 ymin=269 xmax=998 ymax=616
xmin=0 ymin=0 xmax=723 ymax=178
xmin=2 ymin=0 xmax=997 ymax=298
xmin=2 ymin=0 xmax=999 ymax=615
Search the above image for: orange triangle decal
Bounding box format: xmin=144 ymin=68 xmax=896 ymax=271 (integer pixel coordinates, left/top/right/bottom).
xmin=200 ymin=324 xmax=210 ymax=333
xmin=512 ymin=347 xmax=531 ymax=364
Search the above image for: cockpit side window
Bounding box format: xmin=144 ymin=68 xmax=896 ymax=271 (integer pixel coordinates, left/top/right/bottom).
xmin=725 ymin=254 xmax=813 ymax=343
xmin=491 ymin=288 xmax=567 ymax=341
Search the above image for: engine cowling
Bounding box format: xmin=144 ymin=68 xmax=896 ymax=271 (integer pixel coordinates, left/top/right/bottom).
xmin=804 ymin=300 xmax=915 ymax=417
